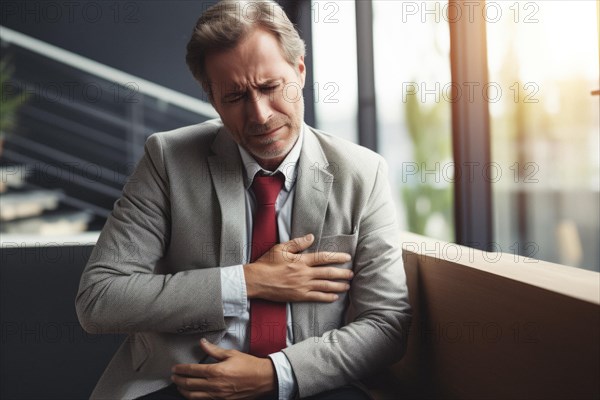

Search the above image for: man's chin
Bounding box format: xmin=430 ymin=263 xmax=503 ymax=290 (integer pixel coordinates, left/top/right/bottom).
xmin=251 ymin=149 xmax=287 ymax=162
xmin=246 ymin=144 xmax=291 ymax=167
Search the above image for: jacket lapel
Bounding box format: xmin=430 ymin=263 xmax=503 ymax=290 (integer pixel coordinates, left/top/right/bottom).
xmin=208 ymin=127 xmax=247 ymax=266
xmin=290 ymin=126 xmax=333 ymax=342
xmin=290 ymin=126 xmax=333 ymax=241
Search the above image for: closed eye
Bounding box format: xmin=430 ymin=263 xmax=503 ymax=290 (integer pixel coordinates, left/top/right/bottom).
xmin=223 ymin=92 xmax=245 ymax=103
xmin=223 ymin=83 xmax=280 ymax=103
xmin=261 ymin=84 xmax=280 ymax=93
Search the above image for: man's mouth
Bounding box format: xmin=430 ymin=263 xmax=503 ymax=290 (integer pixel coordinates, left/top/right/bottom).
xmin=256 ymin=125 xmax=284 ymax=137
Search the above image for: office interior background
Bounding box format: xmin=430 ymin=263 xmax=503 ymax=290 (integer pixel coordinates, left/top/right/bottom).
xmin=0 ymin=1 xmax=598 ymax=399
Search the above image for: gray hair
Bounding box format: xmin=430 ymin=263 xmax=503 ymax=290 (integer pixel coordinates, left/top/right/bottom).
xmin=186 ymin=0 xmax=306 ymax=94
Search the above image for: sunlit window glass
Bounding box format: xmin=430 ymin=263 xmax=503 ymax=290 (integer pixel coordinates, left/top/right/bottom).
xmin=311 ymin=0 xmax=358 ymax=143
xmin=374 ymin=0 xmax=454 ymax=241
xmin=487 ymin=1 xmax=599 ymax=270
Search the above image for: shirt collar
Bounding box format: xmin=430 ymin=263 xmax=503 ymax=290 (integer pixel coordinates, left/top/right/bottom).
xmin=238 ymin=125 xmax=304 ymax=191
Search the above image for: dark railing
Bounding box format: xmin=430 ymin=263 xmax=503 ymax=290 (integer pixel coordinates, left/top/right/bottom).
xmin=0 ymin=26 xmax=217 ymax=233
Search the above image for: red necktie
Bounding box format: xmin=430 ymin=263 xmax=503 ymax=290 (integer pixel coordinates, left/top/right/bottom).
xmin=249 ymin=174 xmax=287 ymax=357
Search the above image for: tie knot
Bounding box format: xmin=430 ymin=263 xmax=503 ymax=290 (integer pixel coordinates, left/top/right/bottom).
xmin=251 ymin=173 xmax=284 ymax=206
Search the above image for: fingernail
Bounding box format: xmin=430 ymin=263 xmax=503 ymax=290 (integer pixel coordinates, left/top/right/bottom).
xmin=333 ymin=294 xmax=339 ymax=300
xmin=201 ymin=338 xmax=207 ymax=344
xmin=345 ymin=254 xmax=351 ymax=261
xmin=305 ymin=234 xmax=313 ymax=241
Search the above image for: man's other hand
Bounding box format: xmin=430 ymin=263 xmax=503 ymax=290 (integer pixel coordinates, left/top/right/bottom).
xmin=244 ymin=233 xmax=353 ymax=303
xmin=171 ymin=339 xmax=276 ymax=399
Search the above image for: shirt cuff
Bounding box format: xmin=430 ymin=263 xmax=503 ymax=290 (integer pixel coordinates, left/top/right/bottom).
xmin=219 ymin=264 xmax=248 ymax=316
xmin=268 ymin=352 xmax=297 ymax=400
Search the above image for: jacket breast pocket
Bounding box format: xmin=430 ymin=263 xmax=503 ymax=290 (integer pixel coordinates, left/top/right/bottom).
xmin=313 ymin=233 xmax=358 ymax=336
xmin=317 ymin=232 xmax=358 ymax=267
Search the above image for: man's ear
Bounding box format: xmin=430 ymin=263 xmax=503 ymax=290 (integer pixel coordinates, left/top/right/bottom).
xmin=297 ymin=56 xmax=306 ymax=89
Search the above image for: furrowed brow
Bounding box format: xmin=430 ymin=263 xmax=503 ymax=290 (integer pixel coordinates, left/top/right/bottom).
xmin=258 ymin=79 xmax=281 ymax=87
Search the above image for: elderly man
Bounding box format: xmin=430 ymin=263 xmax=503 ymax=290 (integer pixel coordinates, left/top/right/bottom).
xmin=76 ymin=1 xmax=411 ymax=399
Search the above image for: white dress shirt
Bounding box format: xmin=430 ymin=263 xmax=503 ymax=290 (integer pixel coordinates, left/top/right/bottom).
xmin=217 ymin=128 xmax=304 ymax=400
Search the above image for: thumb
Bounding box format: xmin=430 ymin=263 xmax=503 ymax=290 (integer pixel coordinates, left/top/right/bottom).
xmin=285 ymin=233 xmax=314 ymax=254
xmin=199 ymin=338 xmax=228 ymax=361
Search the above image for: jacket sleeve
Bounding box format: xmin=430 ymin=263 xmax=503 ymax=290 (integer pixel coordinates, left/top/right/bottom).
xmin=75 ymin=133 xmax=226 ymax=335
xmin=282 ymin=159 xmax=412 ymax=397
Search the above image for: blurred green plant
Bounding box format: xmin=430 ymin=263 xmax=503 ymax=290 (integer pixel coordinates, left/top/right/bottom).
xmin=402 ymin=81 xmax=454 ymax=240
xmin=0 ymin=58 xmax=28 ymax=137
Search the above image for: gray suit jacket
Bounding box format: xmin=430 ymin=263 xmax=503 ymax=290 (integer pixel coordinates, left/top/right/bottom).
xmin=76 ymin=120 xmax=411 ymax=399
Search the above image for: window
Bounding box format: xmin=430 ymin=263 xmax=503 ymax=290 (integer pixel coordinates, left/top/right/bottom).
xmin=311 ymin=0 xmax=358 ymax=143
xmin=487 ymin=1 xmax=599 ymax=270
xmin=373 ymin=0 xmax=454 ymax=241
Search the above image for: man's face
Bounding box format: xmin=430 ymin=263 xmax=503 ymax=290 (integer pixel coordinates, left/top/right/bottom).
xmin=205 ymin=28 xmax=306 ymax=170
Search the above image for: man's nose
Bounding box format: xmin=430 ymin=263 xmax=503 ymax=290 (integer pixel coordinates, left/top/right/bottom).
xmin=247 ymin=92 xmax=273 ymax=125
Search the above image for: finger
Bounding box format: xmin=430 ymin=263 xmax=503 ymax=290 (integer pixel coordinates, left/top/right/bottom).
xmin=172 ymin=363 xmax=212 ymax=378
xmin=282 ymin=234 xmax=314 ymax=254
xmin=311 ymin=266 xmax=354 ymax=281
xmin=176 ymin=386 xmax=193 ymax=400
xmin=199 ymin=338 xmax=229 ymax=361
xmin=307 ymin=251 xmax=352 ymax=266
xmin=303 ymin=291 xmax=340 ymax=303
xmin=311 ymin=279 xmax=351 ymax=293
xmin=177 ymin=386 xmax=216 ymax=400
xmin=171 ymin=374 xmax=209 ymax=391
